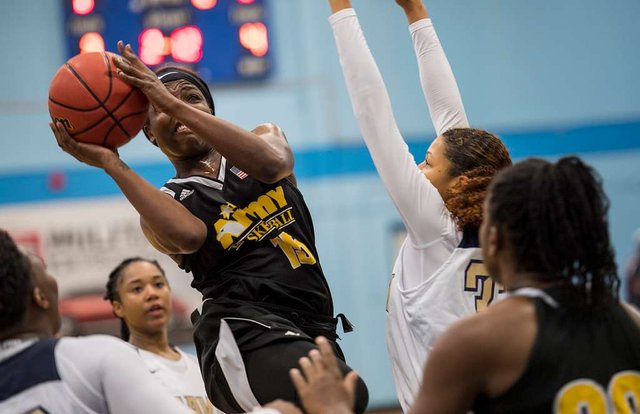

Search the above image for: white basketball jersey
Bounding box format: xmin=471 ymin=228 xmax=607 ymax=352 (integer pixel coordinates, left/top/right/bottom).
xmin=137 ymin=347 xmax=218 ymax=413
xmin=386 ymin=231 xmax=503 ymax=412
xmin=0 ymin=336 xmax=192 ymax=414
xmin=0 ymin=338 xmax=78 ymax=414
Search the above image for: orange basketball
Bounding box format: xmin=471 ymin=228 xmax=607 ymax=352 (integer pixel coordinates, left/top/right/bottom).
xmin=48 ymin=52 xmax=149 ymax=149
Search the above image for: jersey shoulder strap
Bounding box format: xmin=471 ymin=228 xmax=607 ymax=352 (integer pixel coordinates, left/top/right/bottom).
xmin=0 ymin=338 xmax=60 ymax=402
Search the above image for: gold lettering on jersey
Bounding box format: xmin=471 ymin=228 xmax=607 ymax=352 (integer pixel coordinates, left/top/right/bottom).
xmin=552 ymin=373 xmax=640 ymax=414
xmin=463 ymin=260 xmax=504 ymax=312
xmin=26 ymin=409 xmax=48 ymax=414
xmin=246 ymin=209 xmax=295 ymax=242
xmin=177 ymin=395 xmax=214 ymax=414
xmin=214 ymin=185 xmax=293 ymax=249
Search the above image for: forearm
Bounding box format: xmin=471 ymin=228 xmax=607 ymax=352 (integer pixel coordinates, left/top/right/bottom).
xmin=400 ymin=1 xmax=429 ymax=24
xmin=167 ymin=99 xmax=293 ymax=183
xmin=410 ymin=18 xmax=469 ymax=134
xmin=104 ymin=159 xmax=205 ymax=253
xmin=328 ymin=0 xmax=352 ymax=14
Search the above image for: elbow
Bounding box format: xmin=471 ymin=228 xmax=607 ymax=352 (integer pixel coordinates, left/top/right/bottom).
xmin=255 ymin=156 xmax=293 ymax=184
xmin=174 ymin=231 xmax=204 ymax=254
xmin=164 ymin=223 xmax=206 ymax=254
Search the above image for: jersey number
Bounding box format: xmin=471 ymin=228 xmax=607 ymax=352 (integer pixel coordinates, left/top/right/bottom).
xmin=271 ymin=231 xmax=317 ymax=269
xmin=464 ymin=260 xmax=503 ymax=312
xmin=555 ymin=371 xmax=640 ymax=413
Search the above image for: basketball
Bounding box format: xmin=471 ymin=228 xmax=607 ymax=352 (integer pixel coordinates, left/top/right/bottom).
xmin=48 ymin=52 xmax=149 ymax=149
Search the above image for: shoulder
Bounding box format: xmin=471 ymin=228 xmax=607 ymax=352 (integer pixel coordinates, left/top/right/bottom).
xmin=57 ymin=335 xmax=136 ymax=362
xmin=58 ymin=334 xmax=130 ymax=350
xmin=430 ymin=296 xmax=537 ymax=370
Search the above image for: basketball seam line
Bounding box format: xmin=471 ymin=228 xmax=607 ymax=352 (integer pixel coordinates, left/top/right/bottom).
xmin=48 ymin=97 xmax=105 ymax=112
xmin=65 ymin=54 xmax=131 ymax=146
xmin=57 ymin=88 xmax=144 ymax=137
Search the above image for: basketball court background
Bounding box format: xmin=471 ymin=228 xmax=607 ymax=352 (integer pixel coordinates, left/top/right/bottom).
xmin=1 ymin=0 xmax=639 ymax=409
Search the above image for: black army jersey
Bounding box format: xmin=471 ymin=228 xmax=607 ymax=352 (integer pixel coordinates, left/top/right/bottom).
xmin=473 ymin=288 xmax=640 ymax=414
xmin=161 ymin=158 xmax=334 ymax=319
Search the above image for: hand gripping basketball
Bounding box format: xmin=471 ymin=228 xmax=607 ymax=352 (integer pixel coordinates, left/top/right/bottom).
xmin=48 ymin=51 xmax=149 ymax=149
xmin=113 ymin=41 xmax=176 ymax=115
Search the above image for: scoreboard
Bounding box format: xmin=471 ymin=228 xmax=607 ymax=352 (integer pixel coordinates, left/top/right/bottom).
xmin=62 ymin=0 xmax=272 ymax=83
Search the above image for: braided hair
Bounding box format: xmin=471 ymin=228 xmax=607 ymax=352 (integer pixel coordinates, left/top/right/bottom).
xmin=104 ymin=257 xmax=167 ymax=341
xmin=487 ymin=156 xmax=619 ymax=309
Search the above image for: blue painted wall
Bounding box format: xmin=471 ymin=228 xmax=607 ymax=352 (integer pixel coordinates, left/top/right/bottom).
xmin=1 ymin=0 xmax=639 ymax=407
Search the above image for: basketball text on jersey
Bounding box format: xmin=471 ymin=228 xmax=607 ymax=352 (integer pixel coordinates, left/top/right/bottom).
xmin=213 ymin=185 xmax=317 ymax=269
xmin=175 ymin=396 xmax=214 ymax=414
xmin=214 ymin=185 xmax=293 ymax=249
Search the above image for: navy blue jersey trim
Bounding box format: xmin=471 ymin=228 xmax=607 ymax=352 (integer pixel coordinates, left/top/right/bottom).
xmin=0 ymin=338 xmax=60 ymax=402
xmin=458 ymin=227 xmax=480 ymax=249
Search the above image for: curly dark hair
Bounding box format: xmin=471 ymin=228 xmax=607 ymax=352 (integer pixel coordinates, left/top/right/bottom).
xmin=439 ymin=128 xmax=512 ymax=231
xmin=487 ymin=156 xmax=619 ymax=309
xmin=104 ymin=257 xmax=166 ymax=341
xmin=0 ymin=230 xmax=33 ymax=332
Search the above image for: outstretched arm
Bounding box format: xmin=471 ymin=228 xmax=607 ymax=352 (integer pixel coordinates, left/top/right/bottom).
xmin=114 ymin=42 xmax=293 ymax=184
xmin=51 ymin=122 xmax=207 ymax=255
xmin=328 ymin=3 xmax=454 ymax=245
xmin=399 ymin=0 xmax=469 ymax=135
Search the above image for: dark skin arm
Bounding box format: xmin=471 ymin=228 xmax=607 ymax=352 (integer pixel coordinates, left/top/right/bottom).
xmin=411 ymin=297 xmax=538 ymax=413
xmin=113 ymin=41 xmax=293 ymax=184
xmin=50 ymin=122 xmax=207 ymax=255
xmin=327 ymin=0 xmax=428 ymax=24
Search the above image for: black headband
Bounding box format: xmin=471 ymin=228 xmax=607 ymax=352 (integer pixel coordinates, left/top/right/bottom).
xmin=157 ymin=68 xmax=215 ymax=115
xmin=143 ymin=68 xmax=216 ymax=144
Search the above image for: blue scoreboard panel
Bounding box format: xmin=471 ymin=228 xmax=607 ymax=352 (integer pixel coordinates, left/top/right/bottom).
xmin=62 ymin=0 xmax=271 ymax=83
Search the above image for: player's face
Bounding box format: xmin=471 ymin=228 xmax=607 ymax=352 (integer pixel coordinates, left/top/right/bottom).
xmin=145 ymin=79 xmax=213 ymax=159
xmin=418 ymin=136 xmax=459 ymax=200
xmin=28 ymin=253 xmax=61 ymax=335
xmin=113 ymin=261 xmax=172 ymax=336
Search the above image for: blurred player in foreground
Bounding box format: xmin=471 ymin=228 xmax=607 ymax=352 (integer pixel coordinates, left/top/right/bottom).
xmin=0 ymin=230 xmax=192 ymax=414
xmin=290 ymin=157 xmax=640 ymax=414
xmin=413 ymin=157 xmax=640 ymax=413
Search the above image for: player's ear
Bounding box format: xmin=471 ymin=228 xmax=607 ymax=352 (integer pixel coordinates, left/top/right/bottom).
xmin=112 ymin=301 xmax=125 ymax=319
xmin=485 ymin=225 xmax=500 ymax=258
xmin=32 ymin=287 xmax=50 ymax=310
xmin=143 ymin=125 xmax=158 ymax=147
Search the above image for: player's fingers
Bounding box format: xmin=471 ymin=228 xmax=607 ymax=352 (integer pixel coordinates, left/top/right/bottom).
xmin=115 ymin=69 xmax=144 ymax=88
xmin=123 ymin=43 xmax=147 ymax=69
xmin=344 ymin=371 xmax=359 ymax=399
xmin=50 ymin=122 xmax=64 ymax=147
xmin=289 ymin=368 xmax=308 ymax=394
xmin=298 ymin=356 xmax=317 ymax=380
xmin=117 ymin=40 xmax=125 ymax=54
xmin=113 ymin=56 xmax=133 ymax=72
xmin=315 ymin=336 xmax=341 ymax=376
xmin=308 ymin=348 xmax=323 ymax=367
